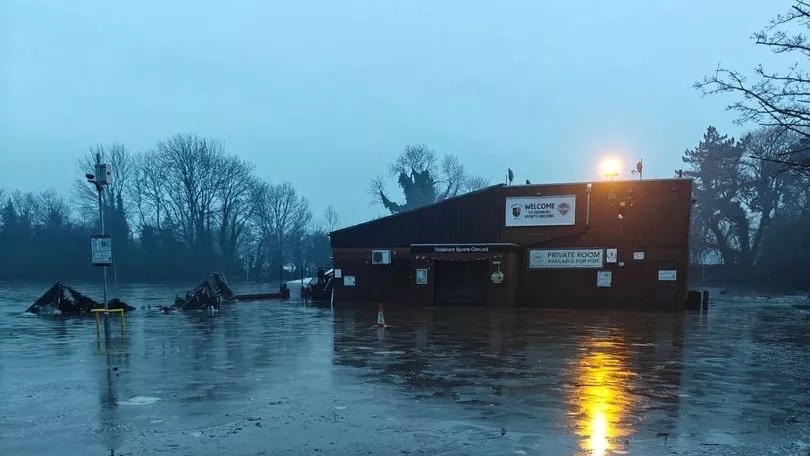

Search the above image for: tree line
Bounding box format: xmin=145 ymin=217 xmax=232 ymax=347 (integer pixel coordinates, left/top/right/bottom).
xmin=0 ymin=133 xmax=339 ymax=282
xmin=688 ymin=0 xmax=810 ymax=288
xmin=0 ymin=135 xmax=486 ymax=284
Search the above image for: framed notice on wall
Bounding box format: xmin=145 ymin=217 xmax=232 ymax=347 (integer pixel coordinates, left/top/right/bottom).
xmin=597 ymin=270 xmax=612 ymax=287
xmin=658 ymin=270 xmax=677 ymax=281
xmin=415 ymin=268 xmax=428 ymax=285
xmin=505 ymin=195 xmax=576 ymax=227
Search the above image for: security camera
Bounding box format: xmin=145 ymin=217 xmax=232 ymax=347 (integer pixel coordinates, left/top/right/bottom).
xmin=85 ymin=173 xmax=95 ymax=181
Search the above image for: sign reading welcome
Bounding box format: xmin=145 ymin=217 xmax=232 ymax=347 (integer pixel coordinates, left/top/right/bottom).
xmin=505 ymin=195 xmax=576 ymax=227
xmin=529 ymin=248 xmax=604 ymax=269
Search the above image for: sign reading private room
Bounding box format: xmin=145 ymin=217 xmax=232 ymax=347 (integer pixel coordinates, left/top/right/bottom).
xmin=529 ymin=248 xmax=604 ymax=269
xmin=505 ymin=195 xmax=576 ymax=227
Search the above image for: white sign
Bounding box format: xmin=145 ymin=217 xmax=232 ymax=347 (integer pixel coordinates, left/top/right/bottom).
xmin=90 ymin=235 xmax=112 ymax=266
xmin=633 ymin=251 xmax=645 ymax=261
xmin=529 ymin=248 xmax=604 ymax=269
xmin=606 ymin=248 xmax=618 ymax=263
xmin=334 ymin=269 xmax=342 ymax=278
xmin=597 ymin=270 xmax=612 ymax=287
xmin=343 ymin=275 xmax=356 ymax=286
xmin=415 ymin=268 xmax=428 ymax=285
xmin=658 ymin=270 xmax=677 ymax=281
xmin=505 ymin=195 xmax=576 ymax=227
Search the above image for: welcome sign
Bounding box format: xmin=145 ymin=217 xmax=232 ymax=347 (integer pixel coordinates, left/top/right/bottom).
xmin=505 ymin=195 xmax=576 ymax=227
xmin=529 ymin=248 xmax=604 ymax=269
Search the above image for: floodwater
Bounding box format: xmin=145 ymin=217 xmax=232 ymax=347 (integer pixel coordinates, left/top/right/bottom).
xmin=1 ymin=282 xmax=810 ymax=456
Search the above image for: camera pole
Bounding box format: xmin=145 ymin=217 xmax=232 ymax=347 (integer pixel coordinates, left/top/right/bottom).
xmin=88 ymin=152 xmax=111 ymax=344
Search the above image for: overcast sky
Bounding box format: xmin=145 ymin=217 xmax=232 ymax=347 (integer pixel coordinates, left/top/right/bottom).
xmin=0 ymin=0 xmax=789 ymax=227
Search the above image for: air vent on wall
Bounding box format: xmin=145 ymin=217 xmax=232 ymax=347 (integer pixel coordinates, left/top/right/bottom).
xmin=371 ymin=249 xmax=391 ymax=265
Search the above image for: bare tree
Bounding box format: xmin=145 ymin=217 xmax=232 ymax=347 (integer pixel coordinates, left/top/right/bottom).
xmin=372 ymin=144 xmax=489 ymax=213
xmin=36 ymin=190 xmax=73 ymax=229
xmin=253 ymin=182 xmax=312 ymax=270
xmin=738 ymin=127 xmax=803 ymax=260
xmin=390 ymin=144 xmax=437 ymax=176
xmin=10 ymin=190 xmax=39 ymax=229
xmin=695 ymin=0 xmax=810 ymax=169
xmin=215 ymin=155 xmax=259 ymax=269
xmin=130 ymin=150 xmax=168 ymax=231
xmin=462 ymin=175 xmax=491 ymax=193
xmin=73 ymin=143 xmax=135 ymax=225
xmin=321 ymin=205 xmax=340 ymax=232
xmin=436 ymin=155 xmax=467 ymax=200
xmin=153 ymin=133 xmax=227 ymax=248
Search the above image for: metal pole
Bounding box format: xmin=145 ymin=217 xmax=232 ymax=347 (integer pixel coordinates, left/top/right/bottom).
xmin=97 ymin=154 xmax=110 ymax=343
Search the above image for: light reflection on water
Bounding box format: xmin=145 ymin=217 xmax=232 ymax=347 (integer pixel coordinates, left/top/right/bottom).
xmin=572 ymin=338 xmax=634 ymax=456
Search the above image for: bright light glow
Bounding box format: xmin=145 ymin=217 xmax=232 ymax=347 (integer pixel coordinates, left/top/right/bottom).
xmin=599 ymin=157 xmax=622 ymax=179
xmin=590 ymin=408 xmax=609 ymax=456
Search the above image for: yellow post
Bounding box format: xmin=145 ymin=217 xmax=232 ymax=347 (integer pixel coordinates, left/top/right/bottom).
xmin=92 ymin=308 xmax=125 ymax=342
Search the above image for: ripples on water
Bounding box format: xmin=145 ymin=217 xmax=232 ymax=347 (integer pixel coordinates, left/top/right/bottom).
xmin=1 ymin=283 xmax=809 ymax=455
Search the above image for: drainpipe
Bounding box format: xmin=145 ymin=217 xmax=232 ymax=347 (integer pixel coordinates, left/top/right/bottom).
xmin=586 ymin=183 xmax=592 ymax=228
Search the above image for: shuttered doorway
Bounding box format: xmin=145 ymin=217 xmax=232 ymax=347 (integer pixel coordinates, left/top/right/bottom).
xmin=433 ymin=259 xmax=489 ymax=306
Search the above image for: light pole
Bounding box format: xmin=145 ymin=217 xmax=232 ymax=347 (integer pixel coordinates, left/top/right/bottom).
xmin=87 ymin=152 xmax=112 ymax=343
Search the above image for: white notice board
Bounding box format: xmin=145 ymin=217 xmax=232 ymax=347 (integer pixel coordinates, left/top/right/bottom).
xmin=597 ymin=270 xmax=612 ymax=287
xmin=658 ymin=270 xmax=677 ymax=281
xmin=90 ymin=235 xmax=112 ymax=266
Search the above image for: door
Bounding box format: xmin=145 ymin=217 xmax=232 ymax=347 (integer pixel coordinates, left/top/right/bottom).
xmin=433 ymin=259 xmax=489 ymax=306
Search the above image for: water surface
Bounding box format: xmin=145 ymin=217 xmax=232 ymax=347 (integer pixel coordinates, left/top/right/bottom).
xmin=1 ymin=282 xmax=809 ymax=455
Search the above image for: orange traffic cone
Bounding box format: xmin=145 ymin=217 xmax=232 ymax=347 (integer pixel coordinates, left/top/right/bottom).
xmin=376 ymin=304 xmax=388 ymax=328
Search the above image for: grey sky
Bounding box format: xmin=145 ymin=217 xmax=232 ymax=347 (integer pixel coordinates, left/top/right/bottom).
xmin=0 ymin=0 xmax=788 ymax=227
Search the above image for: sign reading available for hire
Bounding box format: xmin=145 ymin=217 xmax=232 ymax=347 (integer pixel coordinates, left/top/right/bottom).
xmin=529 ymin=248 xmax=604 ymax=269
xmin=505 ymin=195 xmax=576 ymax=227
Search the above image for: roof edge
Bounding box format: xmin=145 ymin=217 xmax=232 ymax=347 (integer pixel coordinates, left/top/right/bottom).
xmin=329 ymin=183 xmax=505 ymax=236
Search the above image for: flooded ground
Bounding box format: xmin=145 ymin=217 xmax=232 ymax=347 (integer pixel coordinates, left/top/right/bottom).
xmin=1 ymin=282 xmax=809 ymax=456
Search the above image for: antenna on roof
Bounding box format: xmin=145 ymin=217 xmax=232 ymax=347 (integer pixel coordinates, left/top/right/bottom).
xmin=507 ymin=168 xmax=514 ymax=185
xmin=631 ymin=159 xmax=643 ymax=180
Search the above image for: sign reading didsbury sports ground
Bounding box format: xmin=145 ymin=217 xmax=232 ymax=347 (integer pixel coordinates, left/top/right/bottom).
xmin=505 ymin=195 xmax=576 ymax=227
